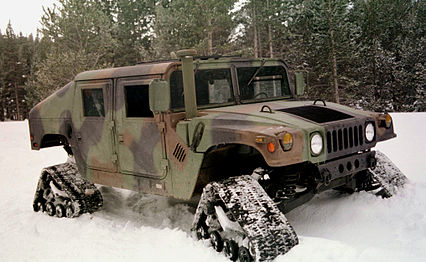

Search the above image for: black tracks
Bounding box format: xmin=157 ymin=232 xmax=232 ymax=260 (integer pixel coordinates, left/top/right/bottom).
xmin=192 ymin=175 xmax=298 ymax=261
xmin=33 ymin=162 xmax=103 ymax=218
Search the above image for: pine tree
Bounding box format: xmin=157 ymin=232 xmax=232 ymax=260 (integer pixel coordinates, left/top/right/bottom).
xmin=40 ymin=0 xmax=116 ymax=65
xmin=0 ymin=22 xmax=33 ymax=120
xmin=26 ymin=0 xmax=117 ymax=108
xmin=154 ymin=0 xmax=236 ymax=58
xmin=0 ymin=30 xmax=5 ymax=121
xmin=294 ymin=0 xmax=357 ymax=103
xmin=350 ymin=0 xmax=424 ymax=111
xmin=113 ymin=0 xmax=157 ymax=65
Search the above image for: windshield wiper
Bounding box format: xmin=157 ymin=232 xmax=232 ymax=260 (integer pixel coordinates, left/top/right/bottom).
xmin=246 ymin=59 xmax=266 ymax=87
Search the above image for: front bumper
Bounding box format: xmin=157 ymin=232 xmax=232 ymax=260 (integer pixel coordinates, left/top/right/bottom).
xmin=317 ymin=150 xmax=376 ymax=185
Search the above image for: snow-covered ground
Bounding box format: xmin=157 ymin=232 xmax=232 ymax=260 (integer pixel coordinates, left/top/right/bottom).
xmin=0 ymin=113 xmax=425 ymax=262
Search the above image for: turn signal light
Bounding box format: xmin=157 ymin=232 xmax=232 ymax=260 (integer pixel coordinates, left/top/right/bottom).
xmin=281 ymin=133 xmax=293 ymax=151
xmin=385 ymin=114 xmax=392 ymax=128
xmin=255 ymin=136 xmax=267 ymax=143
xmin=267 ymin=142 xmax=276 ymax=153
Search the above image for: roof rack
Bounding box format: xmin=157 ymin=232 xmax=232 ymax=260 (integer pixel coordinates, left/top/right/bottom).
xmin=194 ymin=54 xmax=243 ymax=60
xmin=135 ymin=53 xmax=244 ymax=65
xmin=136 ymin=58 xmax=179 ymax=65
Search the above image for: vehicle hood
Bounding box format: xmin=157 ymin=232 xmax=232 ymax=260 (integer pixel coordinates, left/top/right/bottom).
xmin=198 ymin=100 xmax=370 ymax=129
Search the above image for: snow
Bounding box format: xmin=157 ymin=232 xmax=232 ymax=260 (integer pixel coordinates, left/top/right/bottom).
xmin=0 ymin=113 xmax=425 ymax=262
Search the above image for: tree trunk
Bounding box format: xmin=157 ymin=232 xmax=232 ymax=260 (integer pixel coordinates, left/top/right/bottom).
xmin=253 ymin=4 xmax=259 ymax=58
xmin=207 ymin=18 xmax=213 ymax=56
xmin=14 ymin=82 xmax=21 ymax=120
xmin=372 ymin=41 xmax=380 ymax=100
xmin=268 ymin=24 xmax=273 ymax=58
xmin=0 ymin=92 xmax=4 ymax=121
xmin=328 ymin=0 xmax=340 ymax=103
xmin=258 ymin=26 xmax=263 ymax=58
xmin=267 ymin=0 xmax=273 ymax=58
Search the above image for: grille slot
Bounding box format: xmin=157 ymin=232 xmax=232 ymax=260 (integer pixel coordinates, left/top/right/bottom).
xmin=173 ymin=143 xmax=186 ymax=162
xmin=327 ymin=125 xmax=364 ymax=154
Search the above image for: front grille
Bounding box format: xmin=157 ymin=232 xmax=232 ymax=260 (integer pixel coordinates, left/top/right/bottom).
xmin=326 ymin=125 xmax=364 ymax=154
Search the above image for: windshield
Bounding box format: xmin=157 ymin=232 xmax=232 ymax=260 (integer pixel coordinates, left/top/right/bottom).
xmin=170 ymin=68 xmax=234 ymax=110
xmin=237 ymin=66 xmax=291 ymax=102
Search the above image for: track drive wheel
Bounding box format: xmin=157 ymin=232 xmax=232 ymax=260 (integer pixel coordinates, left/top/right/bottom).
xmin=209 ymin=231 xmax=223 ymax=252
xmin=238 ymin=247 xmax=252 ymax=262
xmin=46 ymin=202 xmax=55 ymax=216
xmin=196 ymin=224 xmax=209 ymax=240
xmin=55 ymin=204 xmax=65 ymax=218
xmin=34 ymin=200 xmax=45 ymax=212
xmin=223 ymin=239 xmax=238 ymax=261
xmin=66 ymin=205 xmax=74 ymax=218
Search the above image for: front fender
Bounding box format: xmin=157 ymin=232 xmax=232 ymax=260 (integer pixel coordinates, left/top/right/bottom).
xmin=192 ymin=121 xmax=307 ymax=167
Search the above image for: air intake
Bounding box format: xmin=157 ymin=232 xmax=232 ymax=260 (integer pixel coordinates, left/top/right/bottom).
xmin=279 ymin=106 xmax=353 ymax=123
xmin=327 ymin=125 xmax=364 ymax=153
xmin=173 ymin=143 xmax=187 ymax=162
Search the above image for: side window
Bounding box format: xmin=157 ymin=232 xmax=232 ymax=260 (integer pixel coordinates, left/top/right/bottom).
xmin=82 ymin=88 xmax=105 ymax=117
xmin=170 ymin=68 xmax=234 ymax=110
xmin=125 ymin=85 xmax=153 ymax=118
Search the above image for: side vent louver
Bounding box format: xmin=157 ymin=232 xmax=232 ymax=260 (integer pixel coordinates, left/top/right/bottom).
xmin=173 ymin=143 xmax=186 ymax=162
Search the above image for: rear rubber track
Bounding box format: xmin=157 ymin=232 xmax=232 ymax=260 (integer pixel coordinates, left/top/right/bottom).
xmin=33 ymin=162 xmax=103 ymax=218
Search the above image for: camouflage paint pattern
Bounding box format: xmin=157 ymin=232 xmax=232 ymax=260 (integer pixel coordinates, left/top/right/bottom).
xmin=29 ymin=56 xmax=396 ymax=200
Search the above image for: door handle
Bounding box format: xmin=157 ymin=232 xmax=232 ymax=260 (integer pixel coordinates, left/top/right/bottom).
xmin=118 ymin=135 xmax=124 ymax=143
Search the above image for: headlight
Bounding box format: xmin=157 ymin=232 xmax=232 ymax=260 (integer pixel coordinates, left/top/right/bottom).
xmin=365 ymin=122 xmax=375 ymax=142
xmin=310 ymin=133 xmax=323 ymax=155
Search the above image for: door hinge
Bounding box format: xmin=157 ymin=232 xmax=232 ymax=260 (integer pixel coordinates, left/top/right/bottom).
xmin=160 ymin=158 xmax=169 ymax=178
xmin=157 ymin=122 xmax=166 ymax=133
xmin=109 ymin=121 xmax=115 ymax=130
xmin=112 ymin=153 xmax=118 ymax=163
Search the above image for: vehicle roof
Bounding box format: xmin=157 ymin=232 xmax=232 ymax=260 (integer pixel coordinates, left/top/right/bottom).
xmin=74 ymin=61 xmax=180 ymax=81
xmin=74 ymin=57 xmax=287 ymax=81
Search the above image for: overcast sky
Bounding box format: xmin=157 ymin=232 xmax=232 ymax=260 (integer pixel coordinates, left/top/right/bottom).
xmin=0 ymin=0 xmax=57 ymax=36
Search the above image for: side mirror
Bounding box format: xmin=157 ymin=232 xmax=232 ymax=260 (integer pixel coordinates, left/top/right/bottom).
xmin=295 ymin=72 xmax=305 ymax=96
xmin=149 ymin=79 xmax=171 ymax=114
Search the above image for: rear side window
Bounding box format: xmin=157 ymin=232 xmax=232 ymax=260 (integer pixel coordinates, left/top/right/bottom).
xmin=82 ymin=88 xmax=105 ymax=117
xmin=125 ymin=85 xmax=153 ymax=118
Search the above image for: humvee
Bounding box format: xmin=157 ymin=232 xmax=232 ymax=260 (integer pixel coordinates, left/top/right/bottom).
xmin=29 ymin=49 xmax=406 ymax=261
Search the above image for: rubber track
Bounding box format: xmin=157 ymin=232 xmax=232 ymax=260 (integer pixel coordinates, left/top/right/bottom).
xmin=368 ymin=150 xmax=408 ymax=197
xmin=192 ymin=175 xmax=298 ymax=261
xmin=33 ymin=162 xmax=102 ymax=216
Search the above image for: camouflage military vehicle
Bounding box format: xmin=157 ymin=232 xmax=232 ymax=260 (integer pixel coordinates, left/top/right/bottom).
xmin=29 ymin=49 xmax=406 ymax=261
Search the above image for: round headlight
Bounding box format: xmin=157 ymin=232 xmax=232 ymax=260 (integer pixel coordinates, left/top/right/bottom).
xmin=310 ymin=133 xmax=323 ymax=155
xmin=365 ymin=122 xmax=375 ymax=142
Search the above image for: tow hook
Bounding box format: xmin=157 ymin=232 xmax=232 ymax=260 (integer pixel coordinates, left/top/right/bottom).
xmin=369 ymin=156 xmax=377 ymax=169
xmin=320 ymin=168 xmax=332 ymax=186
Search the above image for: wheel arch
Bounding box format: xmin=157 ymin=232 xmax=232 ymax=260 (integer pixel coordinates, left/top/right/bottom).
xmin=40 ymin=133 xmax=72 ymax=155
xmin=192 ymin=143 xmax=267 ymax=196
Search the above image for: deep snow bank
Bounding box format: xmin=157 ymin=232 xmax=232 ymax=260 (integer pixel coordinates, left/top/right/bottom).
xmin=0 ymin=113 xmax=424 ymax=262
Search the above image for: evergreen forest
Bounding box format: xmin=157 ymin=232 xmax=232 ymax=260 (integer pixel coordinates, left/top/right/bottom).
xmin=0 ymin=0 xmax=424 ymax=121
